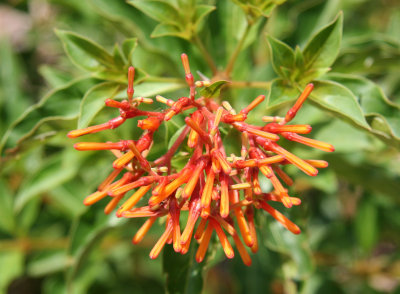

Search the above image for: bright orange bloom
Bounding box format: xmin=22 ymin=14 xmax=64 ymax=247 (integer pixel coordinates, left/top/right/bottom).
xmin=69 ymin=54 xmax=333 ymax=266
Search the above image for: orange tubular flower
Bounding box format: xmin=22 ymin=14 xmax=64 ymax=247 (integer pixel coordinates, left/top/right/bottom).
xmin=69 ymin=54 xmax=334 ymax=266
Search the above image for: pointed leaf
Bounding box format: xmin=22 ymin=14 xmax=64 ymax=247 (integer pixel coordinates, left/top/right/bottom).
xmin=199 ymin=80 xmax=229 ymax=98
xmin=264 ymin=222 xmax=314 ymax=279
xmin=14 ymin=150 xmax=79 ymax=212
xmin=0 ymin=251 xmax=24 ymax=293
xmin=127 ymin=0 xmax=181 ymax=25
xmin=310 ymin=80 xmax=370 ymax=129
xmin=266 ymin=78 xmax=299 ymax=110
xmin=302 ymin=12 xmax=343 ymax=70
xmin=121 ymin=38 xmax=138 ymax=64
xmin=112 ymin=44 xmax=126 ymax=68
xmin=194 ymin=5 xmax=216 ymax=30
xmin=355 ymin=196 xmax=378 ymax=254
xmin=0 ymin=179 xmax=15 ymax=234
xmin=0 ymin=77 xmax=95 ymax=155
xmin=325 ymin=73 xmax=400 ymax=143
xmin=163 ymin=244 xmax=205 ymax=294
xmin=151 ymin=23 xmax=190 ymax=40
xmin=55 ymin=30 xmax=115 ymax=72
xmin=266 ymin=35 xmax=295 ymax=78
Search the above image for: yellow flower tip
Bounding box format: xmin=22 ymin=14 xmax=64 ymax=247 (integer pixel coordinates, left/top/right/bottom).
xmin=285 ymin=83 xmax=314 ymax=122
xmin=195 ymin=223 xmax=213 ymax=263
xmin=241 ymin=94 xmax=265 ymax=115
xmin=104 ymin=195 xmax=123 ymax=215
xmin=306 ymin=160 xmax=329 ymax=168
xmin=212 ymin=149 xmax=232 ymax=174
xmin=290 ymin=197 xmax=301 ymax=206
xmin=187 ymin=129 xmax=199 ymax=148
xmin=232 ymin=234 xmax=252 ymax=266
xmin=164 ymin=109 xmax=176 ymax=121
xmin=67 ymin=128 xmax=89 ymax=138
xmin=117 ymin=185 xmax=152 ymax=217
xmin=264 ymin=123 xmax=312 ymax=134
xmin=282 ymin=197 xmax=293 ymax=208
xmin=112 ymin=150 xmax=134 ymax=169
xmin=149 ymin=222 xmax=173 ymax=259
xmin=246 ymin=127 xmax=280 ymax=142
xmin=195 ymin=80 xmax=211 ymax=87
xmin=212 ymin=220 xmax=234 ymax=259
xmin=83 ymin=190 xmax=107 ymax=206
xmin=260 ymin=201 xmax=301 ymax=234
xmin=137 ymin=117 xmax=161 ymax=131
xmin=132 ymin=217 xmax=157 ymax=245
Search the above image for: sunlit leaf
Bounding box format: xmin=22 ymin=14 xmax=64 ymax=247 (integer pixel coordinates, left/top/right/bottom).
xmin=264 ymin=222 xmax=314 ymax=279
xmin=354 ymin=196 xmax=378 ymax=254
xmin=127 ymin=0 xmax=181 ymax=25
xmin=310 ymin=80 xmax=370 ymax=129
xmin=266 ymin=35 xmax=295 ymax=79
xmin=325 ymin=73 xmax=400 ymax=143
xmin=121 ymin=38 xmax=138 ymax=64
xmin=199 ymin=80 xmax=229 ymax=98
xmin=0 ymin=77 xmax=95 ymax=156
xmin=0 ymin=251 xmax=24 ymax=293
xmin=302 ymin=12 xmax=343 ymax=70
xmin=55 ymin=30 xmax=115 ymax=72
xmin=14 ymin=150 xmax=79 ymax=212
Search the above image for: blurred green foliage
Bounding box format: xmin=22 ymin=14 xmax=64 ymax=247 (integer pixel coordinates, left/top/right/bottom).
xmin=0 ymin=0 xmax=399 ymax=293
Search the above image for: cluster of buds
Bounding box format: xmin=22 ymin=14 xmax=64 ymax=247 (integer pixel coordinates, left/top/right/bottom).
xmin=68 ymin=54 xmax=334 ymax=266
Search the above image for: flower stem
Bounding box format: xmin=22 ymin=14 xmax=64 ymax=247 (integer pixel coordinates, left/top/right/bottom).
xmin=146 ymin=76 xmax=186 ymax=84
xmin=193 ymin=35 xmax=218 ymax=75
xmin=229 ymin=80 xmax=272 ymax=89
xmin=225 ymin=22 xmax=252 ymax=77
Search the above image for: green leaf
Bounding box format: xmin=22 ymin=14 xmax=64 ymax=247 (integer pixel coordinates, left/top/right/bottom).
xmin=27 ymin=252 xmax=71 ymax=277
xmin=151 ymin=23 xmax=190 ymax=40
xmin=78 ymin=82 xmax=120 ymax=129
xmin=266 ymin=78 xmax=299 ymax=110
xmin=0 ymin=251 xmax=24 ymax=293
xmin=67 ymin=211 xmax=127 ymax=288
xmin=0 ymin=39 xmax=30 ymax=128
xmin=264 ymin=221 xmax=314 ymax=279
xmin=168 ymin=124 xmax=187 ymax=149
xmin=127 ymin=0 xmax=181 ymax=25
xmin=326 ymin=154 xmax=400 ymax=200
xmin=114 ymin=81 xmax=186 ymax=99
xmin=194 ymin=5 xmax=216 ymax=31
xmin=55 ymin=30 xmax=115 ymax=72
xmin=266 ymin=35 xmax=295 ymax=79
xmin=199 ymin=80 xmax=229 ymax=98
xmin=14 ymin=150 xmax=79 ymax=212
xmin=325 ymin=73 xmax=400 ymax=144
xmin=0 ymin=77 xmax=95 ymax=156
xmin=112 ymin=44 xmax=126 ymax=68
xmin=354 ymin=196 xmax=378 ymax=254
xmin=310 ymin=80 xmax=370 ymax=129
xmin=0 ymin=179 xmax=15 ymax=234
xmin=121 ymin=38 xmax=138 ymax=65
xmin=163 ymin=244 xmax=205 ymax=294
xmin=302 ymin=12 xmax=343 ymax=70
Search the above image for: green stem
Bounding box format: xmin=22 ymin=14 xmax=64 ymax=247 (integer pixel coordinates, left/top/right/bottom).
xmin=146 ymin=76 xmax=186 ymax=84
xmin=225 ymin=22 xmax=252 ymax=77
xmin=193 ymin=35 xmax=218 ymax=75
xmin=230 ymin=80 xmax=271 ymax=89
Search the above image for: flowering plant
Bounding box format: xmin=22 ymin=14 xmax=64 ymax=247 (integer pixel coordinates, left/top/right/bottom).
xmin=68 ymin=53 xmax=334 ymax=265
xmin=1 ymin=1 xmax=399 ymax=293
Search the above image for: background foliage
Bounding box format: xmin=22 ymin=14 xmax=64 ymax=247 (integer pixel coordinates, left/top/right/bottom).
xmin=0 ymin=0 xmax=400 ymax=293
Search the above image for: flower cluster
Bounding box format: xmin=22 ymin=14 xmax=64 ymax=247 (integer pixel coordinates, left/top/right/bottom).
xmin=68 ymin=54 xmax=334 ymax=266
